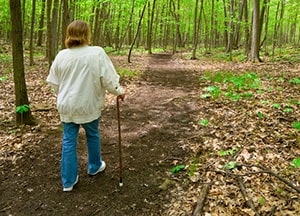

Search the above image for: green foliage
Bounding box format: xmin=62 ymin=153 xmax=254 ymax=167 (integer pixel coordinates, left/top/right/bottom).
xmin=218 ymin=148 xmax=237 ymax=157
xmin=117 ymin=68 xmax=139 ymax=78
xmin=292 ymin=121 xmax=300 ymax=131
xmin=16 ymin=105 xmax=30 ymax=114
xmin=199 ymin=119 xmax=209 ymax=126
xmin=283 ymin=106 xmax=293 ymax=113
xmin=224 ymin=161 xmax=237 ymax=170
xmin=202 ymin=86 xmax=220 ymax=99
xmin=257 ymin=111 xmax=264 ymax=119
xmin=171 ymin=165 xmax=185 ymax=174
xmin=0 ymin=54 xmax=12 ymax=64
xmin=200 ymin=72 xmax=261 ymax=102
xmin=272 ymin=103 xmax=281 ymax=109
xmin=291 ymin=157 xmax=300 ymax=168
xmin=0 ymin=76 xmax=8 ymax=81
xmin=224 ymin=73 xmax=261 ymax=90
xmin=258 ymin=196 xmax=266 ymax=205
xmin=224 ymin=92 xmax=241 ymax=101
xmin=289 ymin=78 xmax=300 ymax=85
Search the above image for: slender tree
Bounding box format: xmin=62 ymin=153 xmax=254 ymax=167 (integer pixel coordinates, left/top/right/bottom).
xmin=37 ymin=0 xmax=46 ymax=46
xmin=29 ymin=0 xmax=36 ymax=65
xmin=249 ymin=0 xmax=261 ymax=62
xmin=9 ymin=0 xmax=34 ymax=125
xmin=128 ymin=0 xmax=148 ymax=63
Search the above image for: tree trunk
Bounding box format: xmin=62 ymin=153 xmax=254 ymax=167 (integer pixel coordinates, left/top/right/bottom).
xmin=46 ymin=0 xmax=52 ymax=59
xmin=191 ymin=0 xmax=199 ymax=59
xmin=128 ymin=0 xmax=148 ymax=63
xmin=37 ymin=0 xmax=46 ymax=46
xmin=226 ymin=0 xmax=234 ymax=59
xmin=249 ymin=0 xmax=261 ymax=62
xmin=29 ymin=0 xmax=36 ymax=66
xmin=243 ymin=0 xmax=250 ymax=55
xmin=9 ymin=0 xmax=35 ymax=125
xmin=61 ymin=0 xmax=71 ymax=49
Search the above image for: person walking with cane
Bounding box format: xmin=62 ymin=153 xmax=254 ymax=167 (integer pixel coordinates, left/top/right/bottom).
xmin=47 ymin=20 xmax=125 ymax=192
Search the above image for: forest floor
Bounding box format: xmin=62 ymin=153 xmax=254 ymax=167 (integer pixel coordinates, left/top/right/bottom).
xmin=0 ymin=51 xmax=299 ymax=216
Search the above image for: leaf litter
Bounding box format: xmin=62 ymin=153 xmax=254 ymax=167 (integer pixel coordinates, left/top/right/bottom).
xmin=0 ymin=52 xmax=299 ymax=215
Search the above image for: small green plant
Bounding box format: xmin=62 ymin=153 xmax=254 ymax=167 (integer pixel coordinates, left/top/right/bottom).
xmin=218 ymin=148 xmax=237 ymax=156
xmin=277 ymin=77 xmax=285 ymax=83
xmin=292 ymin=121 xmax=300 ymax=131
xmin=117 ymin=68 xmax=139 ymax=78
xmin=171 ymin=165 xmax=185 ymax=174
xmin=289 ymin=78 xmax=300 ymax=85
xmin=224 ymin=92 xmax=241 ymax=101
xmin=272 ymin=103 xmax=281 ymax=109
xmin=224 ymin=72 xmax=261 ymax=90
xmin=199 ymin=119 xmax=209 ymax=126
xmin=224 ymin=161 xmax=237 ymax=170
xmin=16 ymin=104 xmax=30 ymax=126
xmin=202 ymin=86 xmax=220 ymax=99
xmin=283 ymin=106 xmax=293 ymax=113
xmin=0 ymin=76 xmax=8 ymax=81
xmin=257 ymin=111 xmax=264 ymax=119
xmin=258 ymin=196 xmax=266 ymax=205
xmin=261 ymin=100 xmax=269 ymax=105
xmin=16 ymin=104 xmax=30 ymax=114
xmin=291 ymin=157 xmax=300 ymax=168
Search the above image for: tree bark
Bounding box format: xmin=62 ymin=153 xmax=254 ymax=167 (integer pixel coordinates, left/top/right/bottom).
xmin=9 ymin=0 xmax=34 ymax=125
xmin=37 ymin=0 xmax=46 ymax=46
xmin=29 ymin=0 xmax=36 ymax=65
xmin=249 ymin=0 xmax=261 ymax=62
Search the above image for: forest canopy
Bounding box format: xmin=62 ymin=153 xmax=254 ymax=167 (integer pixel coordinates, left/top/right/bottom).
xmin=1 ymin=0 xmax=299 ymax=61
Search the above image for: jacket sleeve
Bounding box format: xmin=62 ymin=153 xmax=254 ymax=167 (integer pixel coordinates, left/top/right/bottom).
xmin=100 ymin=50 xmax=124 ymax=96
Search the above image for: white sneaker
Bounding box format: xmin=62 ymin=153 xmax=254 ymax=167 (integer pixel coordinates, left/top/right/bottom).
xmin=63 ymin=175 xmax=79 ymax=192
xmin=89 ymin=161 xmax=106 ymax=176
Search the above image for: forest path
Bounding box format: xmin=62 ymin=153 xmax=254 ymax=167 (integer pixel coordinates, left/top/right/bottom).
xmin=0 ymin=53 xmax=203 ymax=215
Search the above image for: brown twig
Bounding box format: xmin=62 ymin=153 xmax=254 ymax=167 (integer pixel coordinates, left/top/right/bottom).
xmin=192 ymin=182 xmax=212 ymax=216
xmin=235 ymin=176 xmax=260 ymax=216
xmin=213 ymin=163 xmax=300 ymax=193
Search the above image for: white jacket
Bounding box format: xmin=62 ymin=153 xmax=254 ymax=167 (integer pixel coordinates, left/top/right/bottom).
xmin=47 ymin=46 xmax=123 ymax=124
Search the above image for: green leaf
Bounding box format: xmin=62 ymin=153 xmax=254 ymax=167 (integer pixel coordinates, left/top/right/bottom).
xmin=218 ymin=150 xmax=228 ymax=156
xmin=291 ymin=157 xmax=300 ymax=168
xmin=292 ymin=121 xmax=300 ymax=131
xmin=218 ymin=148 xmax=236 ymax=156
xmin=16 ymin=105 xmax=30 ymax=114
xmin=224 ymin=161 xmax=237 ymax=170
xmin=203 ymin=86 xmax=220 ymax=98
xmin=0 ymin=76 xmax=7 ymax=81
xmin=171 ymin=165 xmax=185 ymax=174
xmin=257 ymin=111 xmax=264 ymax=119
xmin=272 ymin=103 xmax=281 ymax=109
xmin=289 ymin=78 xmax=300 ymax=84
xmin=199 ymin=119 xmax=209 ymax=126
xmin=283 ymin=107 xmax=293 ymax=113
xmin=258 ymin=196 xmax=266 ymax=205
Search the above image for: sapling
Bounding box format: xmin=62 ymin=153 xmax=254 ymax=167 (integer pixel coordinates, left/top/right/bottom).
xmin=16 ymin=104 xmax=30 ymax=143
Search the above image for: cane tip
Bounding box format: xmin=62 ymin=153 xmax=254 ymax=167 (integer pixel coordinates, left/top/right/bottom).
xmin=119 ymin=182 xmax=123 ymax=187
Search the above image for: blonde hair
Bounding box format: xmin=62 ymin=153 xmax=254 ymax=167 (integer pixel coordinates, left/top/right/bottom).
xmin=65 ymin=20 xmax=91 ymax=48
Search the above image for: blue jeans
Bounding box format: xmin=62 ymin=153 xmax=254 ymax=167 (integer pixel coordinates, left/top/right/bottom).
xmin=61 ymin=119 xmax=102 ymax=188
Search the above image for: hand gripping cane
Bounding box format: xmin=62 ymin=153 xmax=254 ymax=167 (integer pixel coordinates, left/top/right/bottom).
xmin=117 ymin=96 xmax=123 ymax=187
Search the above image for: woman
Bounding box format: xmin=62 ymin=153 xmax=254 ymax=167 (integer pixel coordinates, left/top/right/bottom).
xmin=47 ymin=20 xmax=125 ymax=192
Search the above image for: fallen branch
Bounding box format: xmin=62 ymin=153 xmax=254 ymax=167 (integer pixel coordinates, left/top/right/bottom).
xmin=235 ymin=176 xmax=260 ymax=216
xmin=213 ymin=163 xmax=300 ymax=193
xmin=192 ymin=182 xmax=212 ymax=216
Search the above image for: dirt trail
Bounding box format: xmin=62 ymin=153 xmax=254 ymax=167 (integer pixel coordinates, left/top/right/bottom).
xmin=0 ymin=54 xmax=202 ymax=215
